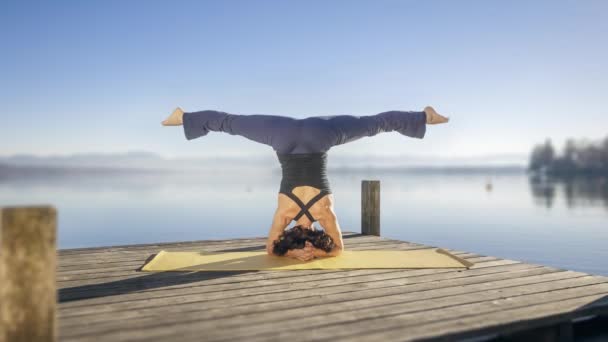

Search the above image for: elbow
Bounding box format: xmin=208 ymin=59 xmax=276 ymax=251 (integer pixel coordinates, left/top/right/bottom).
xmin=266 ymin=244 xmax=277 ymax=256
xmin=331 ymin=245 xmax=345 ymax=257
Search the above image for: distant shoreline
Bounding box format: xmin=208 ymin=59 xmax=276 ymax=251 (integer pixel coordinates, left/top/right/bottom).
xmin=0 ymin=162 xmax=526 ymax=181
xmin=0 ymin=163 xmax=170 ymax=180
xmin=528 ymin=168 xmax=608 ymax=179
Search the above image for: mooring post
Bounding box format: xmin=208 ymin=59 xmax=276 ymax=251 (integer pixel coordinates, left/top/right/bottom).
xmin=361 ymin=180 xmax=380 ymax=236
xmin=0 ymin=206 xmax=57 ymax=342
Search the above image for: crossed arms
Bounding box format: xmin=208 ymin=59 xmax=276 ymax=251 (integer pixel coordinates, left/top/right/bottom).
xmin=266 ymin=206 xmax=344 ymax=261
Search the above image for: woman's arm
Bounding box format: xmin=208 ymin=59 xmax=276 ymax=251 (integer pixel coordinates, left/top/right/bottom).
xmin=315 ymin=206 xmax=345 ymax=258
xmin=285 ymin=245 xmax=314 ymax=261
xmin=266 ymin=208 xmax=290 ymax=255
xmin=312 ymin=246 xmax=342 ymax=258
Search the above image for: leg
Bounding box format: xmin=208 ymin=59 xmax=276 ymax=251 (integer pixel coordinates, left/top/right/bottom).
xmin=182 ymin=110 xmax=299 ymax=152
xmin=319 ymin=110 xmax=427 ymax=148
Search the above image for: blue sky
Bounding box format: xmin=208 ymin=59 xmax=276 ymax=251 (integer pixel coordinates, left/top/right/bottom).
xmin=1 ymin=0 xmax=607 ymax=163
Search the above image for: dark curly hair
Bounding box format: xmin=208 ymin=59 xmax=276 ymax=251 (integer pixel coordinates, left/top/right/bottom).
xmin=272 ymin=225 xmax=336 ymax=256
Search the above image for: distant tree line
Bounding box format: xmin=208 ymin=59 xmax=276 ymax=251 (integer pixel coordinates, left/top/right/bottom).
xmin=529 ymin=136 xmax=608 ymax=176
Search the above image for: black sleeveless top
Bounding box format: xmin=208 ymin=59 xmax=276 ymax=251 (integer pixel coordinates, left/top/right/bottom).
xmin=276 ymin=152 xmax=332 ymax=222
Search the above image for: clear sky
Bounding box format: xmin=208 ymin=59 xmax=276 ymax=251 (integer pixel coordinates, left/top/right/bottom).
xmin=1 ymin=0 xmax=607 ymax=163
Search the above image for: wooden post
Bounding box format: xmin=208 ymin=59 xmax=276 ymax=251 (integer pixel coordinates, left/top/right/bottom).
xmin=0 ymin=206 xmax=57 ymax=342
xmin=361 ymin=180 xmax=380 ymax=236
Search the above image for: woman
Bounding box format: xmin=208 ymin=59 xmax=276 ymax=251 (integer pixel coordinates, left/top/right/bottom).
xmin=162 ymin=106 xmax=449 ymax=261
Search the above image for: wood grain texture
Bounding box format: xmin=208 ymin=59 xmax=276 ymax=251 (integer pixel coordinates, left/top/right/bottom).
xmin=0 ymin=206 xmax=57 ymax=342
xmin=55 ymin=234 xmax=608 ymax=342
xmin=361 ymin=180 xmax=380 ymax=236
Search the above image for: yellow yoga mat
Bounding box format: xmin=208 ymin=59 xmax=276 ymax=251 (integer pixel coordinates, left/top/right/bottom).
xmin=141 ymin=248 xmax=473 ymax=271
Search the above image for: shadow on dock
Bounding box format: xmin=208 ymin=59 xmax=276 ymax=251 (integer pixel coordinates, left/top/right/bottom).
xmin=59 ymin=234 xmax=367 ymax=303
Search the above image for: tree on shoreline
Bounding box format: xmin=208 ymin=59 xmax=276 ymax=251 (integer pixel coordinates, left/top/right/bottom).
xmin=529 ymin=136 xmax=608 ymax=175
xmin=529 ymin=139 xmax=555 ymax=172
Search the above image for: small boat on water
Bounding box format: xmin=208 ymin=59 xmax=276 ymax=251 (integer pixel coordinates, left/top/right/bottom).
xmin=485 ymin=180 xmax=493 ymax=192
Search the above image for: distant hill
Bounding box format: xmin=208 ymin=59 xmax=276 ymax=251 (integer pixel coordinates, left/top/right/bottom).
xmin=0 ymin=151 xmax=274 ymax=171
xmin=0 ymin=150 xmax=527 ymax=172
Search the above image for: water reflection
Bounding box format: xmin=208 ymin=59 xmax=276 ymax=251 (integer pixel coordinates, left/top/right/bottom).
xmin=528 ymin=175 xmax=608 ymax=210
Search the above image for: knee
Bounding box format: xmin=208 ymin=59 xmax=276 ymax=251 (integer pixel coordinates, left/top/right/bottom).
xmin=202 ymin=110 xmax=229 ymax=132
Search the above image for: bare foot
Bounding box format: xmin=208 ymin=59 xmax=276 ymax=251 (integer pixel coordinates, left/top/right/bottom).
xmin=162 ymin=107 xmax=185 ymax=126
xmin=424 ymin=106 xmax=449 ymax=124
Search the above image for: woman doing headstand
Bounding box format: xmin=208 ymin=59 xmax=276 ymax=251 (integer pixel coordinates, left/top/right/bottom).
xmin=162 ymin=106 xmax=449 ymax=261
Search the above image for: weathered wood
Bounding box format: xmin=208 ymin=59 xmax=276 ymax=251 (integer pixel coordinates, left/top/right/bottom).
xmin=361 ymin=180 xmax=380 ymax=236
xmin=50 ymin=235 xmax=608 ymax=342
xmin=55 ymin=242 xmax=436 ymax=286
xmin=57 ymin=257 xmax=493 ymax=310
xmin=56 ymin=235 xmax=276 ymax=256
xmin=59 ymin=274 xmax=608 ymax=342
xmin=201 ymin=280 xmax=608 ymax=342
xmin=0 ymin=206 xmax=57 ymax=342
xmin=57 ymin=251 xmax=486 ymax=305
xmin=57 ymin=254 xmax=501 ymax=318
xmin=58 ymin=264 xmax=556 ymax=335
xmin=58 ymin=257 xmax=489 ymax=321
xmin=351 ymin=291 xmax=608 ymax=341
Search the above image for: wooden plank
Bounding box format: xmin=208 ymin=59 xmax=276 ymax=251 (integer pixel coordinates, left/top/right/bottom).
xmin=0 ymin=206 xmax=57 ymax=342
xmin=57 ymin=254 xmax=501 ymax=314
xmin=58 ymin=271 xmax=608 ymax=342
xmin=57 ymin=252 xmax=484 ymax=300
xmin=57 ymin=264 xmax=559 ymax=336
xmin=56 ymin=259 xmax=522 ymax=340
xmin=200 ymin=270 xmax=583 ymax=335
xmin=57 ymin=236 xmax=275 ymax=255
xmin=57 ymin=254 xmax=494 ymax=296
xmin=58 ymin=254 xmax=497 ymax=316
xmin=58 ymin=254 xmax=494 ymax=309
xmin=331 ymin=286 xmax=608 ymax=341
xmin=51 ymin=235 xmax=608 ymax=342
xmin=57 ymin=253 xmax=490 ymax=304
xmin=229 ymin=279 xmax=608 ymax=342
xmin=58 ymin=261 xmax=490 ymax=309
xmin=58 ymin=247 xmax=440 ymax=289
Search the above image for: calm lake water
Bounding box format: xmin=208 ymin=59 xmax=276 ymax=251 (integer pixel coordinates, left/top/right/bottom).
xmin=1 ymin=167 xmax=607 ymax=276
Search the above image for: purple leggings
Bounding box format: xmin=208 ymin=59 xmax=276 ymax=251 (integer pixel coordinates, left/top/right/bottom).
xmin=182 ymin=110 xmax=426 ymax=154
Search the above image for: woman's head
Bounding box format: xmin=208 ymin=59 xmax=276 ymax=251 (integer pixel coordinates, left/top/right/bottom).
xmin=272 ymin=225 xmax=336 ymax=256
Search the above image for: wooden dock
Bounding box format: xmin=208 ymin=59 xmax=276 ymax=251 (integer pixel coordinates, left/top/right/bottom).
xmin=56 ymin=232 xmax=608 ymax=341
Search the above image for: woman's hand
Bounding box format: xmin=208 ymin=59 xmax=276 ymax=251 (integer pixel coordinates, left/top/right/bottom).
xmin=286 ymin=242 xmax=315 ymax=261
